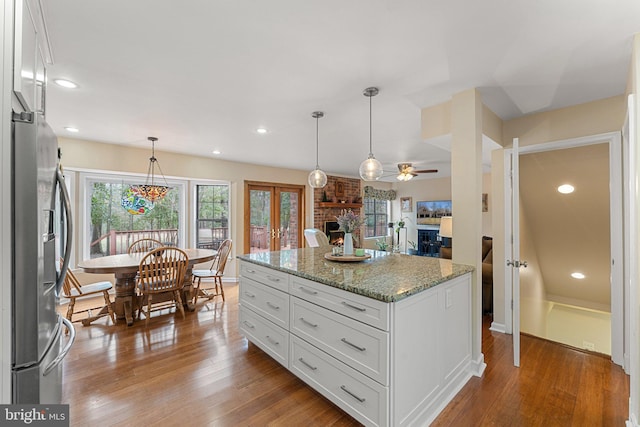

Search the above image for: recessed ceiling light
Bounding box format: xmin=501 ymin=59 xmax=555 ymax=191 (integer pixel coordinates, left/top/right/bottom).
xmin=64 ymin=127 xmax=79 ymax=133
xmin=212 ymin=150 xmax=221 ymax=155
xmin=558 ymin=184 xmax=574 ymax=194
xmin=256 ymin=127 xmax=268 ymax=134
xmin=53 ymin=79 xmax=78 ymax=89
xmin=571 ymin=272 xmax=585 ymax=279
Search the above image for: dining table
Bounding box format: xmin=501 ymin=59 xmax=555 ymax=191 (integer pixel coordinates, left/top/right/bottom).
xmin=78 ymin=248 xmax=217 ymax=326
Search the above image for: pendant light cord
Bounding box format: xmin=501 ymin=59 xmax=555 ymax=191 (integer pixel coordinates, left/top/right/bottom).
xmin=369 ymin=94 xmax=373 ymax=157
xmin=316 ymin=115 xmax=320 ymax=169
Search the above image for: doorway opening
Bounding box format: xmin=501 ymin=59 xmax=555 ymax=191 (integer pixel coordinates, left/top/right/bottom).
xmin=519 ymin=144 xmax=612 ymax=355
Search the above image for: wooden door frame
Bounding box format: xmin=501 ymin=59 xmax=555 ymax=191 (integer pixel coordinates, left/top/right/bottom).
xmin=244 ymin=181 xmax=305 ymax=253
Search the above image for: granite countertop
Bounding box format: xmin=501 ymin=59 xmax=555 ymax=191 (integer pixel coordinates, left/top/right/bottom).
xmin=237 ymin=247 xmax=474 ymax=303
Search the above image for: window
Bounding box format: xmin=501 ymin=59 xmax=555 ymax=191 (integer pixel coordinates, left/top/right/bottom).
xmin=364 ymin=198 xmax=389 ymax=238
xmin=80 ymin=172 xmax=186 ymax=260
xmin=194 ymin=183 xmax=230 ymax=250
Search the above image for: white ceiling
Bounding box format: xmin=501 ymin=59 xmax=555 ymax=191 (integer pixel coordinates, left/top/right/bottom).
xmin=42 ymin=0 xmax=640 ymax=181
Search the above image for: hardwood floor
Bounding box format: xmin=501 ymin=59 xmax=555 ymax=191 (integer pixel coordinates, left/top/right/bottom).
xmin=61 ymin=284 xmax=629 ymax=426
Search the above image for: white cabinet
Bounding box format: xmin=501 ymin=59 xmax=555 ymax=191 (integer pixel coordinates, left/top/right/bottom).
xmin=238 ymin=260 xmax=472 ymax=427
xmin=13 ymin=0 xmax=48 ymax=114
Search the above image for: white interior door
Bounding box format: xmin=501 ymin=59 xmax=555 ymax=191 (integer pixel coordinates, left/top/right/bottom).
xmin=509 ymin=138 xmax=521 ymax=367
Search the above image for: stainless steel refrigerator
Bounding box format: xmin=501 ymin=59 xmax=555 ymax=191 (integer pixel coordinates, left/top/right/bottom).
xmin=11 ymin=111 xmax=75 ymax=404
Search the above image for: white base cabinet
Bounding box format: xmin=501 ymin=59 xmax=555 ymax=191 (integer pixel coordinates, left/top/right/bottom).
xmin=239 ymin=260 xmax=473 ymax=427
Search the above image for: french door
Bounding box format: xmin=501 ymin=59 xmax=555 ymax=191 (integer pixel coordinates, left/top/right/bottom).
xmin=244 ymin=181 xmax=304 ymax=253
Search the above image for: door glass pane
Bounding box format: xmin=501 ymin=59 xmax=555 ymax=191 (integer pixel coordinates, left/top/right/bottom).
xmin=249 ymin=189 xmax=271 ymax=254
xmin=279 ymin=191 xmax=299 ymax=250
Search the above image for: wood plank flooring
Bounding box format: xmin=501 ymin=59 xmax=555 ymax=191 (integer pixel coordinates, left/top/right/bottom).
xmin=61 ymin=284 xmax=629 ymax=426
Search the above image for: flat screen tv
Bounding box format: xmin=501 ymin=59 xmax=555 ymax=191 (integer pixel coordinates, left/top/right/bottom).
xmin=416 ymin=200 xmax=452 ymax=225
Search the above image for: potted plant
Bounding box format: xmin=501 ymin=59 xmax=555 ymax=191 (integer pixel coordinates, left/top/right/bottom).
xmin=407 ymin=240 xmax=418 ymax=255
xmin=375 ymin=237 xmax=389 ymax=251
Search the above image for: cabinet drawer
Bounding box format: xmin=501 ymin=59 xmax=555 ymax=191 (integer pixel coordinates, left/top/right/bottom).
xmin=240 ymin=261 xmax=288 ymax=292
xmin=291 ymin=297 xmax=388 ymax=386
xmin=239 ymin=306 xmax=289 ymax=368
xmin=290 ymin=275 xmax=389 ymax=331
xmin=290 ymin=335 xmax=387 ymax=427
xmin=240 ymin=277 xmax=289 ymax=329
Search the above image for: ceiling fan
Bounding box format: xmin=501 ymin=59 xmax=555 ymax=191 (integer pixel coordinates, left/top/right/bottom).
xmin=394 ymin=163 xmax=438 ymax=181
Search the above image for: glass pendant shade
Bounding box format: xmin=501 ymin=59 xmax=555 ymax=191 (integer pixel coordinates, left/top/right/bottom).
xmin=359 ymin=87 xmax=383 ymax=181
xmin=359 ymin=156 xmax=384 ymax=181
xmin=308 ymin=168 xmax=328 ymax=188
xmin=309 ymin=111 xmax=327 ymax=189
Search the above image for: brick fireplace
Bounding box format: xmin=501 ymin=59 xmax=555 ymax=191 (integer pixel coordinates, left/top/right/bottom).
xmin=313 ymin=176 xmax=362 ymax=243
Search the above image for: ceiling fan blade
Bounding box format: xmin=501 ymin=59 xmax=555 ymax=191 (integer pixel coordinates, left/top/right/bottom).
xmin=414 ymin=169 xmax=438 ymax=174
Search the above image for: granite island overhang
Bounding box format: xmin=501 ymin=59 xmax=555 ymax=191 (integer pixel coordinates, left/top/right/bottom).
xmin=237 ymin=247 xmax=476 ymax=427
xmin=237 ymin=247 xmax=474 ymax=303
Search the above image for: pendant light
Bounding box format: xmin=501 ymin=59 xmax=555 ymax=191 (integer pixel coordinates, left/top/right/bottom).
xmin=308 ymin=111 xmax=328 ymax=188
xmin=359 ymin=87 xmax=384 ymax=181
xmin=130 ymin=136 xmax=170 ymax=203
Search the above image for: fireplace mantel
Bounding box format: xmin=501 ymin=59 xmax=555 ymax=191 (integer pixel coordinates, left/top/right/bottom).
xmin=318 ymin=202 xmax=363 ymax=209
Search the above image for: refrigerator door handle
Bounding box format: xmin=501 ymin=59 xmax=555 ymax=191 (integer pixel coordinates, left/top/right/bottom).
xmin=55 ymin=167 xmax=73 ymax=295
xmin=43 ymin=317 xmax=75 ymax=377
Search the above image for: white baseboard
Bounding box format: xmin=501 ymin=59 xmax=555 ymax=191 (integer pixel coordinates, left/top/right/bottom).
xmin=626 ymin=413 xmax=639 ymax=427
xmin=471 ymin=353 xmax=486 ymax=377
xmin=489 ymin=322 xmax=506 ymax=334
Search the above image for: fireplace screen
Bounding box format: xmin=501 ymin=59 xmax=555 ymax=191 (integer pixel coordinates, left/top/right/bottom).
xmin=324 ymin=221 xmax=344 ymax=245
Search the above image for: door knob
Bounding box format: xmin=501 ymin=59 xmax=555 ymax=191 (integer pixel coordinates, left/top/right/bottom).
xmin=507 ymin=260 xmax=528 ymax=268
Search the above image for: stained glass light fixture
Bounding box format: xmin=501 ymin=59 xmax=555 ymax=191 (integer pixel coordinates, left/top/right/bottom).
xmin=130 ymin=136 xmax=170 ymax=203
xmin=308 ymin=111 xmax=327 ymax=188
xmin=359 ymin=87 xmax=384 ymax=181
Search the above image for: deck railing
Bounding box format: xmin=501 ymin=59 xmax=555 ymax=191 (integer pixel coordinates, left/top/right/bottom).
xmin=90 ymin=229 xmax=179 ymax=257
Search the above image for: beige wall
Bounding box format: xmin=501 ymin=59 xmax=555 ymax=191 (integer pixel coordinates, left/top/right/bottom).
xmin=59 ymin=137 xmax=313 ymax=278
xmin=503 ymin=95 xmax=626 ymax=148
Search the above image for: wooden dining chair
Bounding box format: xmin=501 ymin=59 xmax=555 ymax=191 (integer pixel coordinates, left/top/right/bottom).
xmin=127 ymin=238 xmax=163 ymax=254
xmin=192 ymin=239 xmax=232 ymax=304
xmin=136 ymin=247 xmax=189 ymax=326
xmin=60 ymin=259 xmax=116 ymax=326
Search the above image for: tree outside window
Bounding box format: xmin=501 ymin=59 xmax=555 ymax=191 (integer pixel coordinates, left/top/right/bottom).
xmin=364 ymin=198 xmax=388 ymax=238
xmin=196 ymin=184 xmax=230 ymax=250
xmin=89 ymin=180 xmax=181 ymax=258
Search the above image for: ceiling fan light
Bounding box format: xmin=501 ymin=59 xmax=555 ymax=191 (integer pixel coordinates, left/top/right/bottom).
xmin=359 ymin=156 xmax=383 ymax=181
xmin=308 ymin=168 xmax=328 ymax=188
xmin=397 ymin=172 xmax=413 ymax=181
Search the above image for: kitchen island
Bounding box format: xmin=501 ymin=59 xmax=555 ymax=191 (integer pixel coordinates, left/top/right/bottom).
xmin=238 ymin=248 xmax=475 ymax=427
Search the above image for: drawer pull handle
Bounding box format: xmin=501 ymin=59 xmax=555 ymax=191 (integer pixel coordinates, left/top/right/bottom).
xmin=298 ymin=357 xmax=318 ymax=371
xmin=242 ymin=320 xmax=255 ymax=329
xmin=342 ymin=301 xmax=366 ymax=312
xmin=341 ymin=338 xmax=366 ymax=352
xmin=267 ymin=275 xmax=280 ymax=282
xmin=340 ymin=385 xmax=366 ymax=403
xmin=300 ymin=287 xmax=318 ymax=295
xmin=267 ymin=301 xmax=280 ymax=310
xmin=300 ymin=317 xmax=318 ymax=328
xmin=244 ymin=291 xmax=256 ymax=298
xmin=245 ymin=269 xmax=256 ymax=273
xmin=266 ymin=335 xmax=279 ymax=346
